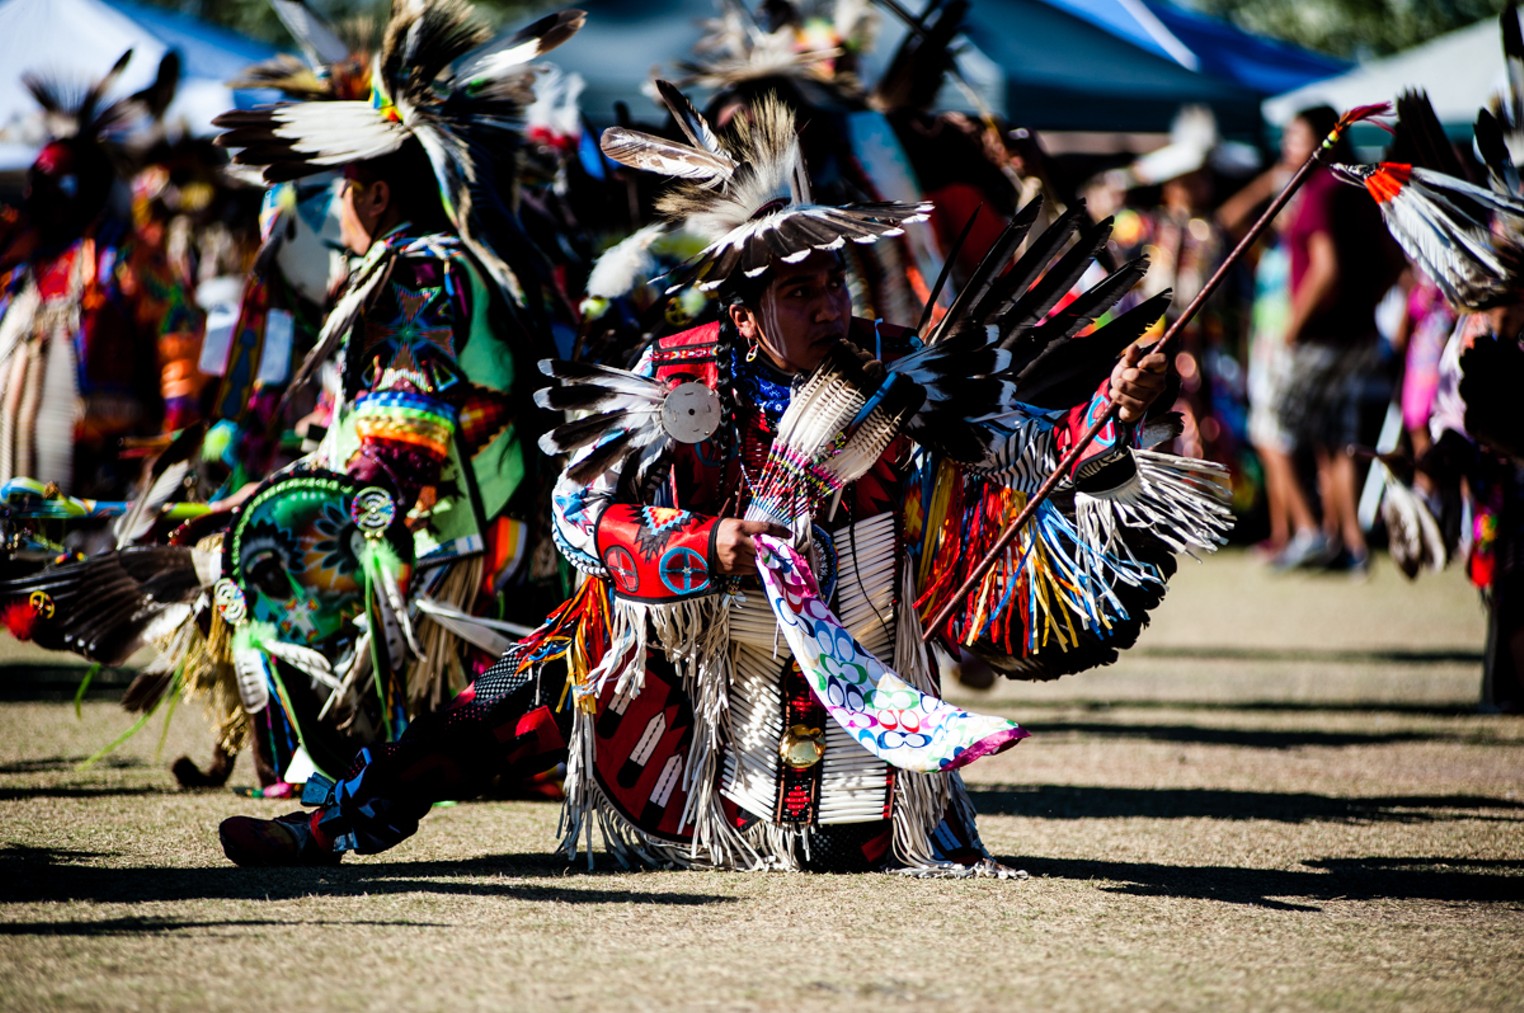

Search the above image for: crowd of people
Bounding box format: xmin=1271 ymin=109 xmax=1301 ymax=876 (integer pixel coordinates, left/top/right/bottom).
xmin=0 ymin=0 xmax=1515 ymax=876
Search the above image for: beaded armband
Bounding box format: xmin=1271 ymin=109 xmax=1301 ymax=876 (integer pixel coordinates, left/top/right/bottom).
xmin=594 ymin=505 xmax=720 ymax=604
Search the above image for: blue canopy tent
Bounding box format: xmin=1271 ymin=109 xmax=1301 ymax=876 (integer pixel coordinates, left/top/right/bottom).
xmin=551 ymin=0 xmax=1345 ymax=138
xmin=1141 ymin=1 xmax=1349 ymax=97
xmin=963 ymin=0 xmax=1262 ymax=134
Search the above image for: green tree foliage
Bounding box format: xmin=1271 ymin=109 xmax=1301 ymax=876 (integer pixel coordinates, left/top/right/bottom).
xmin=134 ymin=0 xmax=541 ymax=46
xmin=1189 ymin=0 xmax=1509 ymax=58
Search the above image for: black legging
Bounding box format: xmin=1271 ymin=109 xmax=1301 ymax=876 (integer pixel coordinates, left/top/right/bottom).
xmin=310 ymin=648 xmax=572 ymax=854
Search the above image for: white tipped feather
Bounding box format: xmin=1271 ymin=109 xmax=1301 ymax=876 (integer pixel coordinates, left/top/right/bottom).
xmin=233 ymin=647 xmax=272 ymax=714
xmin=1335 ymin=162 xmax=1524 ymax=309
xmin=455 ymin=8 xmax=586 ymax=82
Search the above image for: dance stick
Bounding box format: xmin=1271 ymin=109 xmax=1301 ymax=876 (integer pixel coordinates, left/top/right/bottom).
xmin=921 ymin=103 xmax=1392 ymax=642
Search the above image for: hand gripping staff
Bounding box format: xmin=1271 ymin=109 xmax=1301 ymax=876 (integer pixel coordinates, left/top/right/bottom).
xmin=921 ymin=103 xmax=1392 ymax=641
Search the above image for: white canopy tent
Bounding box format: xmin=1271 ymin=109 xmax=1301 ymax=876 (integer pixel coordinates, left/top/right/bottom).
xmin=0 ymin=0 xmax=276 ymax=159
xmin=1263 ymin=12 xmax=1517 ymax=131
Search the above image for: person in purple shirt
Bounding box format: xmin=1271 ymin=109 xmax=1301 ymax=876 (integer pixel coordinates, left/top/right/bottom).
xmin=1274 ymin=105 xmax=1402 ymax=573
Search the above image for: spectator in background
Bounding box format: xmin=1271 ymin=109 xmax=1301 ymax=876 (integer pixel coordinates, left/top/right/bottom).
xmin=1220 ymin=153 xmax=1318 ymax=561
xmin=1272 ymin=105 xmax=1402 ymax=574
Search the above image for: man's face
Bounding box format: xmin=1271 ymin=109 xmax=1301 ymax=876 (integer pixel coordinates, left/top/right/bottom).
xmin=337 ymin=176 xmax=383 ymax=255
xmin=730 ymin=250 xmax=851 ymax=374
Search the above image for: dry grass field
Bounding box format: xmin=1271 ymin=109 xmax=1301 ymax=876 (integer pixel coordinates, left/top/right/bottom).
xmin=0 ymin=550 xmax=1519 ymax=1012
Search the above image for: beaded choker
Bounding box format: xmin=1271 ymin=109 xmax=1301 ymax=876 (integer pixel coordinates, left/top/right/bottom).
xmin=730 ymin=345 xmax=801 ymax=427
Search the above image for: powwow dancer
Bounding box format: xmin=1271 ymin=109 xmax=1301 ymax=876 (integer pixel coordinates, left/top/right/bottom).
xmin=0 ymin=50 xmax=203 ymax=503
xmin=218 ymin=82 xmax=1232 ymax=872
xmin=0 ymin=1 xmax=587 ymax=788
xmin=1332 ymin=55 xmax=1524 ymax=710
xmin=196 ymin=0 xmax=383 ymax=495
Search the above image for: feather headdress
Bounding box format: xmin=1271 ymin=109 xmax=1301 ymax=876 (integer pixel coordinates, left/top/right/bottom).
xmin=677 ymin=0 xmax=874 ymax=91
xmin=600 ymin=80 xmax=928 ymax=290
xmin=229 ymin=0 xmax=377 ymax=102
xmin=536 ymin=195 xmax=1161 ymax=485
xmin=23 ymin=49 xmax=174 ymax=147
xmin=214 ymin=1 xmax=586 ymax=298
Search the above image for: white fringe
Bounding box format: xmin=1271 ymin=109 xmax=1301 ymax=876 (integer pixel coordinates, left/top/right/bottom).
xmin=557 ymin=553 xmax=1006 ymax=875
xmin=1074 ymin=448 xmax=1234 ymax=561
xmin=889 ymin=557 xmax=959 ymax=871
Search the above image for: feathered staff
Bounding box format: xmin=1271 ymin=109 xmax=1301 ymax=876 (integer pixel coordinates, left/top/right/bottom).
xmin=921 ymin=102 xmax=1392 ymax=640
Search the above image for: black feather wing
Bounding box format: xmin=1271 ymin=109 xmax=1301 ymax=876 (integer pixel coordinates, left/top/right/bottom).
xmin=0 ymin=547 xmax=203 ymax=665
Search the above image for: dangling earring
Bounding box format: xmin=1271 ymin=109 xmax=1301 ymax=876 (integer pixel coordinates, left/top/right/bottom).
xmin=745 ymin=339 xmax=760 ymax=363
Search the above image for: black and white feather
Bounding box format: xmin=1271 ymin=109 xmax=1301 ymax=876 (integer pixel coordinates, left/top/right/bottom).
xmin=215 ymin=1 xmax=586 ymax=300
xmin=675 ymin=0 xmax=844 ymax=90
xmin=0 ymin=546 xmax=217 ymax=666
xmin=888 ymin=195 xmax=1160 ymax=462
xmin=535 ymin=358 xmax=676 ymax=489
xmin=1333 ymin=162 xmax=1524 ymax=310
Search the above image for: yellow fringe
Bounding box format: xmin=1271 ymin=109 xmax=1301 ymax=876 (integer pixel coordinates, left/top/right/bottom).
xmin=176 ymin=533 xmax=246 ymax=755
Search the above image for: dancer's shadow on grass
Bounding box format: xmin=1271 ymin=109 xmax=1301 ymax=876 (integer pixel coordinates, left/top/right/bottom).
xmin=0 ymin=785 xmax=160 ymax=800
xmin=0 ymin=844 xmax=736 ymax=910
xmin=0 ymin=915 xmax=453 ymax=936
xmin=0 ymin=755 xmax=170 ymax=799
xmin=1028 ymin=722 xmax=1450 ymax=749
xmin=0 ymin=755 xmax=144 ymax=775
xmin=968 ymin=784 xmax=1524 ymax=823
xmin=1012 ymin=854 xmax=1524 ymax=911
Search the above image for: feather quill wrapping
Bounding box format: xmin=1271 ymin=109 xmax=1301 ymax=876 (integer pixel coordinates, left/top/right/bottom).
xmin=1333 ymin=162 xmax=1524 ymax=309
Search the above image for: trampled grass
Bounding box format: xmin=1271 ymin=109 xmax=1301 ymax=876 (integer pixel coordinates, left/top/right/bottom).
xmin=0 ymin=550 xmax=1519 ymax=1011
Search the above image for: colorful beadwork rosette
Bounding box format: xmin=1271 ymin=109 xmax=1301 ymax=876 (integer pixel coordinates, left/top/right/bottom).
xmin=221 ymin=469 xmax=414 ymax=648
xmin=350 ymin=486 xmax=398 ymax=540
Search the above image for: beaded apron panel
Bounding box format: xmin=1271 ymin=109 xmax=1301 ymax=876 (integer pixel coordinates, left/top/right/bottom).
xmin=722 ymin=511 xmax=899 ymax=825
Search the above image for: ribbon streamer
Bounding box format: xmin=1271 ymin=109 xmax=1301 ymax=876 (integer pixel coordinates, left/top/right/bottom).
xmin=754 ymin=534 xmax=1027 ymax=773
